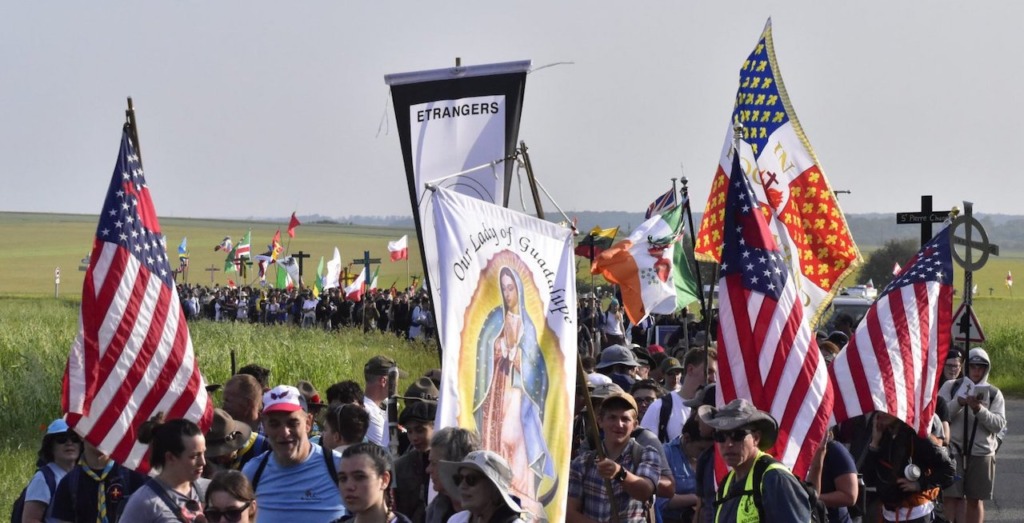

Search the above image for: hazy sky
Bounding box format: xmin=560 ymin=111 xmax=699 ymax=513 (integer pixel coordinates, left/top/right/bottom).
xmin=3 ymin=2 xmax=1020 ymax=221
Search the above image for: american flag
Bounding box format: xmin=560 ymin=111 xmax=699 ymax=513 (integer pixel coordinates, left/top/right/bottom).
xmin=715 ymin=151 xmax=832 ymax=478
xmin=645 ymin=187 xmax=679 ymax=219
xmin=62 ymin=126 xmax=213 ymax=472
xmin=830 ymin=227 xmax=953 ymax=436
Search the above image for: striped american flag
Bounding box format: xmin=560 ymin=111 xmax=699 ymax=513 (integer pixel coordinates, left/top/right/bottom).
xmin=645 ymin=187 xmax=679 ymax=219
xmin=62 ymin=125 xmax=213 ymax=472
xmin=715 ymin=151 xmax=832 ymax=478
xmin=830 ymin=227 xmax=952 ymax=435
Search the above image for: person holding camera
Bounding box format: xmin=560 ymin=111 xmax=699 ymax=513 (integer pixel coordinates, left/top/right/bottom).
xmin=861 ymin=411 xmax=955 ymax=523
xmin=938 ymin=347 xmax=1006 ymax=523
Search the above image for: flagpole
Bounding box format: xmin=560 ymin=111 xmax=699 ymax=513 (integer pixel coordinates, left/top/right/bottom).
xmin=680 ymin=176 xmax=707 ymax=316
xmin=125 ymin=97 xmax=143 ymax=164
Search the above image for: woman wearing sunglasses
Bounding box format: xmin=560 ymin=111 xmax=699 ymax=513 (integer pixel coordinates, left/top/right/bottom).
xmin=332 ymin=442 xmax=412 ymax=523
xmin=440 ymin=450 xmax=525 ymax=523
xmin=204 ymin=471 xmax=256 ymax=523
xmin=120 ymin=413 xmax=210 ymax=522
xmin=20 ymin=418 xmax=82 ymax=523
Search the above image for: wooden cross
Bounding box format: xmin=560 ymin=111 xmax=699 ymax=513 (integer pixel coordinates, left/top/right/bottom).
xmin=896 ymin=195 xmax=951 ymax=247
xmin=205 ymin=264 xmax=220 ymax=284
xmin=293 ymin=251 xmax=311 ymax=289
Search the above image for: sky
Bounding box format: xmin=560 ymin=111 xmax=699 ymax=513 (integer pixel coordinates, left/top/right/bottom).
xmin=2 ymin=2 xmax=1021 ymax=221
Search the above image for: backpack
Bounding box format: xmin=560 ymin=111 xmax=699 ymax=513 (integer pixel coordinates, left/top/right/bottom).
xmin=250 ymin=445 xmax=337 ymax=490
xmin=715 ymin=454 xmax=829 ymax=523
xmin=10 ymin=465 xmax=57 ymax=523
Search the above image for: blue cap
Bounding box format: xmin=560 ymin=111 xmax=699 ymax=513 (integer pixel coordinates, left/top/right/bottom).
xmin=46 ymin=418 xmax=70 ymax=435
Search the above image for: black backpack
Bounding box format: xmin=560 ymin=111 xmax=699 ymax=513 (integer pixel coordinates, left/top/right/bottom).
xmin=10 ymin=466 xmax=57 ymax=523
xmin=715 ymin=454 xmax=829 ymax=523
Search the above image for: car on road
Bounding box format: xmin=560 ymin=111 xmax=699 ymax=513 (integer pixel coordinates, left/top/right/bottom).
xmin=818 ymin=295 xmax=874 ymax=333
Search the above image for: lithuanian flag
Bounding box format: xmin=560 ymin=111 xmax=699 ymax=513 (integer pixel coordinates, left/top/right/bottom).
xmin=591 ymin=206 xmax=699 ymax=324
xmin=574 ymin=226 xmax=619 ymax=259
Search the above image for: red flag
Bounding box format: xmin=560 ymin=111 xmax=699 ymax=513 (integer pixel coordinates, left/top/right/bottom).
xmin=271 ymin=230 xmax=283 ymax=260
xmin=715 ymin=152 xmax=831 ymax=478
xmin=288 ymin=212 xmax=301 ymax=238
xmin=62 ymin=126 xmax=213 ymax=472
xmin=830 ymin=227 xmax=953 ymax=436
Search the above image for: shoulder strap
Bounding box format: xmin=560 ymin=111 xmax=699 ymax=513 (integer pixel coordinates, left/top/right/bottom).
xmin=322 ymin=446 xmax=338 ymax=481
xmin=145 ymin=479 xmax=189 ymax=523
xmin=950 ymin=377 xmax=965 ymax=399
xmin=658 ymin=394 xmax=673 ymax=442
xmin=250 ymin=451 xmax=271 ymax=491
xmin=629 ymin=438 xmax=644 ymax=472
xmin=749 ymin=454 xmax=775 ymax=518
xmin=40 ymin=466 xmax=57 ymax=497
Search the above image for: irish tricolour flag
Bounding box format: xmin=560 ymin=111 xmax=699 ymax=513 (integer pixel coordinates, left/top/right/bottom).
xmin=592 ymin=205 xmax=699 ymax=324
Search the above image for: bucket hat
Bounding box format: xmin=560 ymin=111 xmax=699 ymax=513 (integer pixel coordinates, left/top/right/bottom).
xmin=205 ymin=408 xmax=253 ymax=458
xmin=698 ymin=398 xmax=778 ymax=451
xmin=596 ymin=344 xmax=640 ymax=369
xmin=439 ymin=450 xmax=524 ymax=514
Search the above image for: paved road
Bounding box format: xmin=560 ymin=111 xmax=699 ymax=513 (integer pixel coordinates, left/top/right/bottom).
xmin=979 ymin=396 xmax=1024 ymax=522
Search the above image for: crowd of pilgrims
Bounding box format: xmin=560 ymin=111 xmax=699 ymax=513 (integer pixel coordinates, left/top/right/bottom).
xmin=15 ymin=293 xmax=1006 ymax=523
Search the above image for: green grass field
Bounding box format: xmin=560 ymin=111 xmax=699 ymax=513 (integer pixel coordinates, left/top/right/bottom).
xmin=0 ymin=212 xmax=424 ymax=297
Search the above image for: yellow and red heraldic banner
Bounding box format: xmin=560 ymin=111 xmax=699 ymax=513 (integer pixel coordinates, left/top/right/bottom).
xmin=695 ymin=19 xmax=862 ymax=325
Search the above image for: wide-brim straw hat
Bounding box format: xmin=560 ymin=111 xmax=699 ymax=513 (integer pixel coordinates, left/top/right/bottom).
xmin=698 ymin=398 xmax=778 ymax=451
xmin=439 ymin=450 xmax=524 ymax=515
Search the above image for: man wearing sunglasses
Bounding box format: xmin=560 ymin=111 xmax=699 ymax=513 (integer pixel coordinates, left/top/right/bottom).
xmin=567 ymin=391 xmax=662 ymax=522
xmin=697 ymin=398 xmax=810 ymax=523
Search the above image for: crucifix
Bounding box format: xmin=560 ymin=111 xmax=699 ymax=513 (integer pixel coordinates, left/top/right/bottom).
xmin=896 ymin=195 xmax=951 ymax=247
xmin=293 ymin=251 xmax=311 ymax=289
xmin=205 ymin=264 xmax=220 ymax=284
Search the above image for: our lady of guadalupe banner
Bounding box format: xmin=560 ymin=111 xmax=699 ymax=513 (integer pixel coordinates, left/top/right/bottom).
xmin=431 ymin=187 xmax=576 ymax=522
xmin=385 ymin=60 xmax=530 ymax=313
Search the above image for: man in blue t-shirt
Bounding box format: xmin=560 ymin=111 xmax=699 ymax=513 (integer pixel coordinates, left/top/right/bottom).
xmin=243 ymin=384 xmax=347 ymax=522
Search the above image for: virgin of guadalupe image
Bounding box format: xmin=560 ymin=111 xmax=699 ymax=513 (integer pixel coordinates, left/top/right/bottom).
xmin=473 ymin=265 xmax=556 ymax=514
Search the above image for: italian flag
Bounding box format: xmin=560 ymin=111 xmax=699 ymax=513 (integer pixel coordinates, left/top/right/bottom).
xmin=592 ymin=205 xmax=699 ymax=324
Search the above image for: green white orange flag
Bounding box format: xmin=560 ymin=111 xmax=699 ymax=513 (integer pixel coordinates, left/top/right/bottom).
xmin=592 ymin=205 xmax=699 ymax=324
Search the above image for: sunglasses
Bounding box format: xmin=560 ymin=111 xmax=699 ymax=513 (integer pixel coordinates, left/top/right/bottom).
xmin=205 ymin=502 xmax=251 ymax=522
xmin=452 ymin=473 xmax=483 ymax=488
xmin=712 ymin=429 xmax=752 ymax=443
xmin=53 ymin=433 xmax=81 ymax=445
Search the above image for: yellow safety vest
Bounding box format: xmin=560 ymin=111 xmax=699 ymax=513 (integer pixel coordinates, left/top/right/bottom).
xmin=714 ymin=451 xmax=789 ymax=523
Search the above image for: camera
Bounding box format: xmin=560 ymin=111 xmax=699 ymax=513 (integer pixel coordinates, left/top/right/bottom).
xmin=904 ymin=463 xmax=921 ymax=481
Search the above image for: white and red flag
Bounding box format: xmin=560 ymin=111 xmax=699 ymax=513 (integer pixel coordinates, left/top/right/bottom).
xmin=63 ymin=125 xmax=213 ymax=472
xmin=694 ymin=19 xmax=861 ymax=327
xmin=715 ymin=151 xmax=832 ymax=478
xmin=1007 ymin=271 xmax=1013 ymax=288
xmin=345 ymin=266 xmax=368 ymax=301
xmin=893 ymin=262 xmax=903 ymax=276
xmin=388 ymin=235 xmax=409 ymax=261
xmin=830 ymin=227 xmax=953 ymax=435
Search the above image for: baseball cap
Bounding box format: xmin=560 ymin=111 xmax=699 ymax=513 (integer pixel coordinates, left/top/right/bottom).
xmin=263 ymin=385 xmax=303 ymax=414
xmin=46 ymin=418 xmax=70 ymax=435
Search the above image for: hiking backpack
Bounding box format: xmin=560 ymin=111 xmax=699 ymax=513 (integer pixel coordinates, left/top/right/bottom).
xmin=10 ymin=466 xmax=56 ymax=523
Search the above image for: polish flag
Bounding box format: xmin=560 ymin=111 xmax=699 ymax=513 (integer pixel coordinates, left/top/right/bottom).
xmin=388 ymin=235 xmax=409 ymax=261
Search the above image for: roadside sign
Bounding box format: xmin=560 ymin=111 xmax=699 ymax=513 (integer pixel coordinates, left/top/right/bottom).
xmin=952 ymin=302 xmax=985 ymax=343
xmin=55 ymin=267 xmax=61 ymax=284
